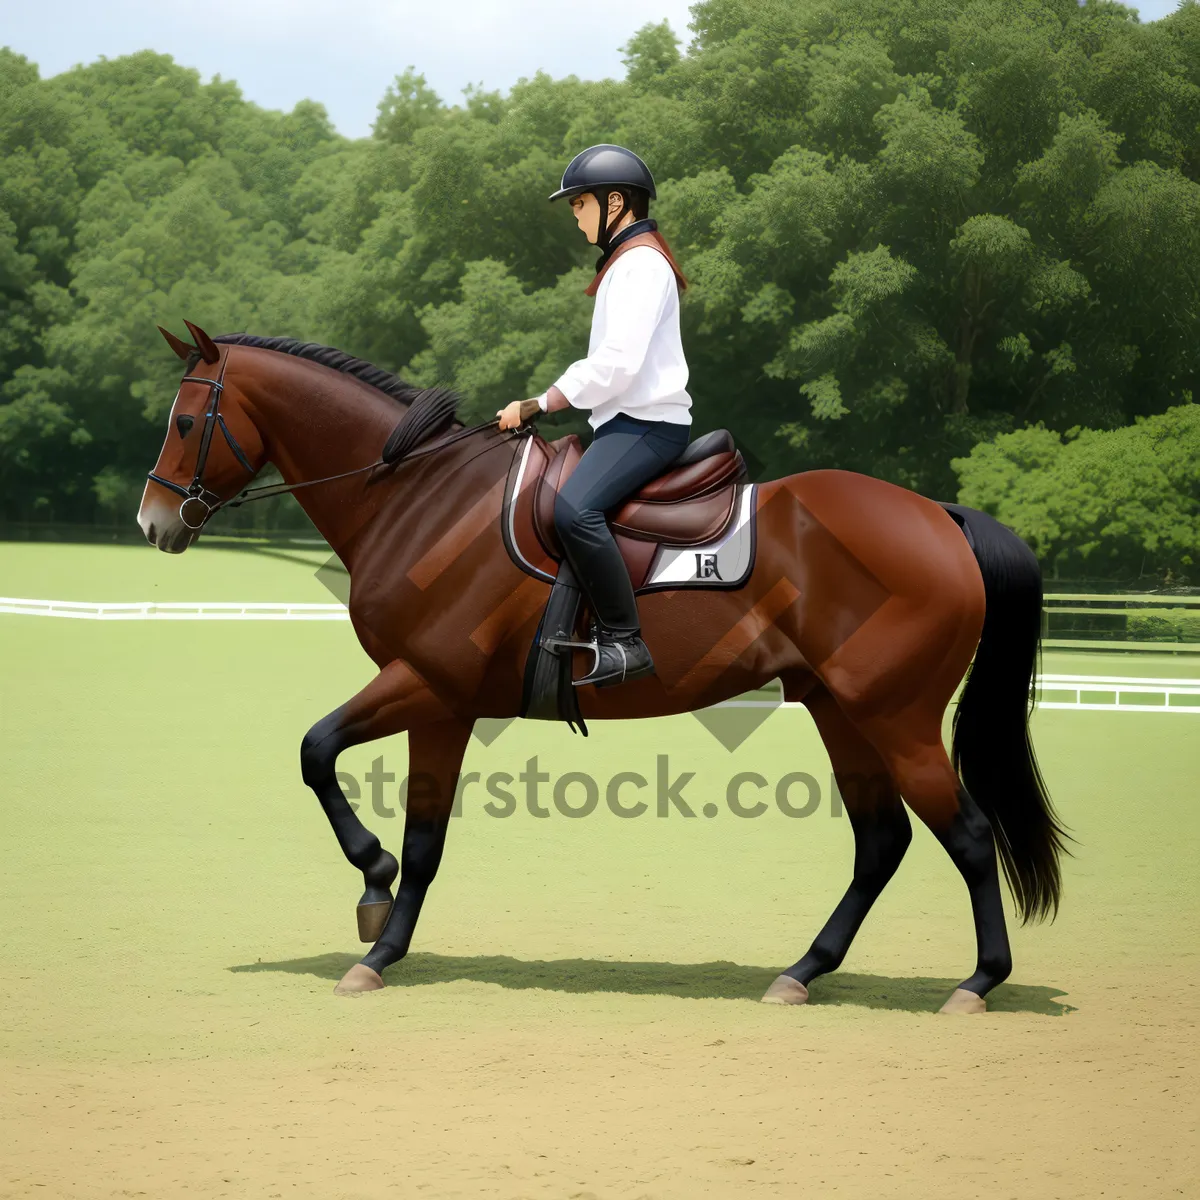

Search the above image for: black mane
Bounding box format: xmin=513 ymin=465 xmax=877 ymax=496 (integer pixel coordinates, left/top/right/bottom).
xmin=187 ymin=333 xmax=435 ymax=406
xmin=188 ymin=333 xmax=462 ymax=463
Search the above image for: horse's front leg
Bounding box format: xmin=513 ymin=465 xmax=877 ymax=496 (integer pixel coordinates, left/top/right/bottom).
xmin=299 ymin=659 xmax=457 ymax=946
xmin=335 ymin=716 xmax=474 ymax=995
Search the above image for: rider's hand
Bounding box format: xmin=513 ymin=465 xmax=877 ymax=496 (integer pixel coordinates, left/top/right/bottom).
xmin=496 ymin=399 xmax=542 ymax=430
xmin=496 ymin=400 xmax=524 ymax=430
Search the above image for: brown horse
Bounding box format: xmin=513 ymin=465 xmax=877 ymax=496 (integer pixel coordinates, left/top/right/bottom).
xmin=139 ymin=322 xmax=1068 ymax=1012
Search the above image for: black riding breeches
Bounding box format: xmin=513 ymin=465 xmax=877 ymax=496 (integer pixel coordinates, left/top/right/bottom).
xmin=553 ymin=413 xmax=691 ymax=635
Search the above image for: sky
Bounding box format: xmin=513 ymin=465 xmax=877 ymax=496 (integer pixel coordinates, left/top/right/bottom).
xmin=2 ymin=0 xmax=1187 ymax=139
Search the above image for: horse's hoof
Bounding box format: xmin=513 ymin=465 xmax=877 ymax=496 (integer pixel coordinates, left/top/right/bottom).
xmin=939 ymin=987 xmax=987 ymax=1014
xmin=761 ymin=975 xmax=809 ymax=1005
xmin=334 ymin=964 xmax=385 ymax=996
xmin=356 ymin=900 xmax=393 ymax=943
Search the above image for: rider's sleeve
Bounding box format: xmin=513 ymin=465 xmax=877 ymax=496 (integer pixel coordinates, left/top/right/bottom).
xmin=551 ymin=250 xmax=673 ymax=411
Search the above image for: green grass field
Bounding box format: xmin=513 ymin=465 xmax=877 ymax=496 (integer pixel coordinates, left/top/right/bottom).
xmin=1 ymin=539 xmax=1197 ymax=1198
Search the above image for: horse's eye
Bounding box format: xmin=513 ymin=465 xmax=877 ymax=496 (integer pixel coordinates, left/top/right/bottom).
xmin=176 ymin=414 xmax=195 ymax=438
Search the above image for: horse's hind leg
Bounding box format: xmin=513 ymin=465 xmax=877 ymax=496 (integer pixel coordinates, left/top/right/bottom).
xmin=864 ymin=713 xmax=1013 ymax=1014
xmin=763 ymin=685 xmax=912 ymax=1005
xmin=299 ymin=659 xmax=456 ymax=946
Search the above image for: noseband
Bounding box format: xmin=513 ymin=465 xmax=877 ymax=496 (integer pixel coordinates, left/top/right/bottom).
xmin=146 ymin=354 xmax=256 ymax=530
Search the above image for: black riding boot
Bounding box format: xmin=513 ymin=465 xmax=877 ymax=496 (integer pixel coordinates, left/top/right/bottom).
xmin=551 ymin=413 xmax=690 ymax=689
xmin=573 ymin=624 xmax=656 ymax=688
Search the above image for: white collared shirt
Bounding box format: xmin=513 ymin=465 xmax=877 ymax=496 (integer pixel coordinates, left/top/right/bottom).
xmin=539 ymin=245 xmax=692 ymax=429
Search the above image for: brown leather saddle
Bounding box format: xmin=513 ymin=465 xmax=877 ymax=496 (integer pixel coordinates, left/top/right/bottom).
xmin=505 ymin=427 xmax=752 ymax=732
xmin=504 ymin=427 xmax=748 ymax=589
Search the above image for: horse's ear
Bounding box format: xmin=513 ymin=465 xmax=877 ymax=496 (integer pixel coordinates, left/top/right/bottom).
xmin=158 ymin=325 xmax=196 ymax=361
xmin=183 ymin=320 xmax=220 ymax=365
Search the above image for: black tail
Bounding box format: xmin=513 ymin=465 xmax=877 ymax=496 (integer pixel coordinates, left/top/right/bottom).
xmin=941 ymin=504 xmax=1071 ymax=924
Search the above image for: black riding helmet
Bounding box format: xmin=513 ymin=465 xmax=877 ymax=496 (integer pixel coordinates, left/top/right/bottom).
xmin=549 ymin=144 xmax=656 ymax=256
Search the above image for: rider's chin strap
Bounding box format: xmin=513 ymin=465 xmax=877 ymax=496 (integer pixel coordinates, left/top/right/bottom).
xmin=593 ymin=187 xmax=630 ymax=267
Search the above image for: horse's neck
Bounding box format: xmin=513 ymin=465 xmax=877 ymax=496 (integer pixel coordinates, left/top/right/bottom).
xmin=237 ymin=353 xmax=403 ymax=560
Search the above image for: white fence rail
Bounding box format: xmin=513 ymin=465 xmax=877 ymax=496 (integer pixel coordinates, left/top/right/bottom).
xmin=726 ymin=676 xmax=1200 ymax=716
xmin=1033 ymin=674 xmax=1200 ymax=714
xmin=0 ymin=598 xmax=349 ymax=621
xmin=3 ymin=597 xmax=1199 ymax=714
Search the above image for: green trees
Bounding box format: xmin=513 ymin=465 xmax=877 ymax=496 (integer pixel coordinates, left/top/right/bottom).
xmin=1 ymin=1 xmax=1197 ymax=581
xmin=0 ymin=50 xmax=343 ymax=520
xmin=953 ymin=402 xmax=1200 ymax=581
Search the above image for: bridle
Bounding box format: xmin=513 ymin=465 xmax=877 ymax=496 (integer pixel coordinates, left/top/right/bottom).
xmin=146 ymin=353 xmax=256 ymax=530
xmin=146 ymin=347 xmax=525 ymax=532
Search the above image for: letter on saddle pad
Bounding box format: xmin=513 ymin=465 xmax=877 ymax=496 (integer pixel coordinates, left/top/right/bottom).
xmin=510 ymin=428 xmax=747 ymax=591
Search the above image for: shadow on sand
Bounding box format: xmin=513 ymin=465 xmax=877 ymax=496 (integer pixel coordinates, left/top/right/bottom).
xmin=230 ymin=952 xmax=1073 ymax=1015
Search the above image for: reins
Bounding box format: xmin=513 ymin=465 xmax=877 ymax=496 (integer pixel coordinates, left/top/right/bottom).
xmin=218 ymin=417 xmax=514 ymax=515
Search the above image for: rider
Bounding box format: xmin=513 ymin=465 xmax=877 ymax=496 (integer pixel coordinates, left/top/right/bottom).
xmin=496 ymin=144 xmax=692 ymax=688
